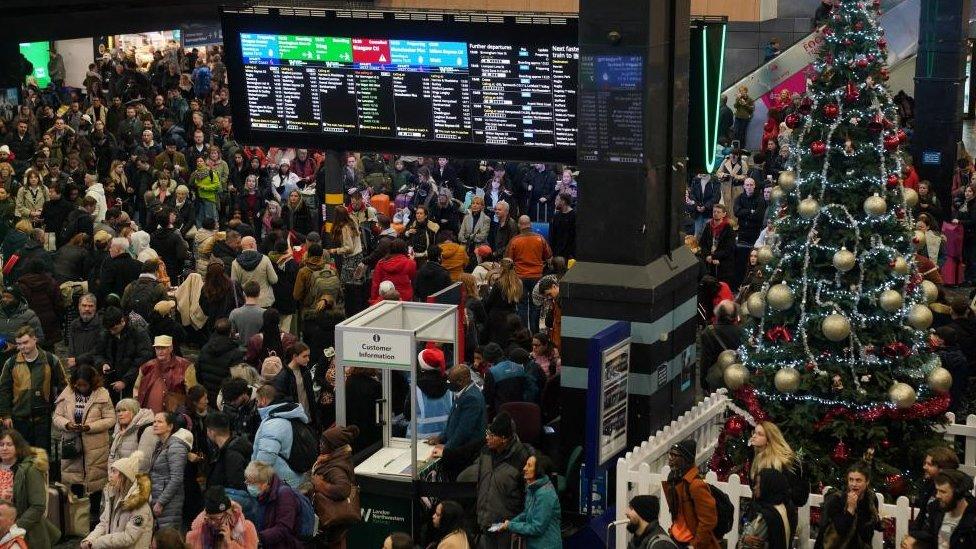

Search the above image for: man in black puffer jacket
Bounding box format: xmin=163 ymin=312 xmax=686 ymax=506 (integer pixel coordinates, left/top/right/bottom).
xmin=150 ymin=206 xmax=189 ymax=282
xmin=732 ymin=178 xmax=766 ymax=247
xmin=121 ymin=260 xmax=169 ymax=320
xmin=205 ymin=411 xmax=256 ymax=517
xmin=90 ymin=306 xmax=154 ymax=401
xmin=198 ymin=319 xmax=245 ymax=403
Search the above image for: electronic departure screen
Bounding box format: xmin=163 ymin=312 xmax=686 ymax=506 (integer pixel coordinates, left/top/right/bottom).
xmin=222 ymin=8 xmax=578 ymax=162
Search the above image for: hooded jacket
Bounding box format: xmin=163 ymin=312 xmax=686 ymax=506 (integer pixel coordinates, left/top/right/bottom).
xmin=0 ymin=525 xmax=27 ymax=549
xmin=440 ymin=241 xmax=469 ymax=281
xmin=268 ymin=251 xmax=299 ymax=315
xmin=53 ymin=386 xmax=116 ymax=493
xmin=13 ymin=450 xmax=60 ymax=549
xmin=198 ymin=334 xmax=246 ymax=397
xmin=149 ymin=427 xmax=193 ymax=530
xmin=253 ymin=401 xmax=310 ymax=488
xmin=370 ymin=253 xmax=416 ymax=302
xmin=470 ymin=436 xmax=531 ymax=529
xmin=273 ymin=365 xmax=317 ymax=427
xmin=52 ymin=243 xmax=89 ymax=283
xmin=0 ymin=300 xmax=43 ymax=343
xmin=84 ymin=473 xmax=154 ymax=549
xmin=256 ymin=473 xmax=304 ymax=549
xmin=0 ymin=350 xmax=65 ymax=421
xmin=208 ymin=435 xmax=253 ymax=491
xmin=108 ymin=407 xmax=157 ymax=473
xmin=231 ymin=250 xmax=278 ymax=308
xmin=187 ymin=500 xmax=258 ymax=549
xmin=98 ymin=252 xmax=143 ymax=302
xmin=150 ymin=226 xmax=189 ymax=280
xmin=16 ymin=272 xmax=63 ymax=344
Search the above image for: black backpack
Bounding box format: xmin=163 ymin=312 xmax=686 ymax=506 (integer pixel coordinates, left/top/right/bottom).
xmin=271 ymin=411 xmax=318 ymax=474
xmin=687 ymin=478 xmax=734 ymax=539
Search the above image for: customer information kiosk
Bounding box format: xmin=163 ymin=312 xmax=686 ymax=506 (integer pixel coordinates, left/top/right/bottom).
xmin=335 ymin=300 xmax=459 ymax=547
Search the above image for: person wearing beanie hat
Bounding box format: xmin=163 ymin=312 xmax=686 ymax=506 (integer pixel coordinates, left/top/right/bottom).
xmin=662 ymin=437 xmax=719 ymax=549
xmin=625 ymin=495 xmax=676 ymax=549
xmin=82 ymin=450 xmax=154 ymax=548
xmin=404 ymin=346 xmax=453 ymax=439
xmin=186 ymin=485 xmax=259 ymax=549
xmin=310 ymin=423 xmax=358 ymax=548
xmin=470 ymin=410 xmax=532 ymax=547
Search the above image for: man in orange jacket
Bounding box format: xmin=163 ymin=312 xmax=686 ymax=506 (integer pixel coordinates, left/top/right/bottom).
xmin=661 ymin=438 xmax=719 ymax=549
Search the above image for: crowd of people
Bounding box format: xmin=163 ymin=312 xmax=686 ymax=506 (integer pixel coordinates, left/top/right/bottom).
xmin=0 ymin=40 xmax=581 ymax=549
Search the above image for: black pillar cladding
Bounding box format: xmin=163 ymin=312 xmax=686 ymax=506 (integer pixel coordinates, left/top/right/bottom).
xmin=912 ymin=0 xmax=971 ymax=207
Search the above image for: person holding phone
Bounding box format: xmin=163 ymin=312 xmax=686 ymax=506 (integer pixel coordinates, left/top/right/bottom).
xmin=186 ymin=486 xmax=259 ymax=549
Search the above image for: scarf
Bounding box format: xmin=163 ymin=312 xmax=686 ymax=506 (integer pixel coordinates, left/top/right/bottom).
xmin=710 ymin=218 xmax=729 ymax=239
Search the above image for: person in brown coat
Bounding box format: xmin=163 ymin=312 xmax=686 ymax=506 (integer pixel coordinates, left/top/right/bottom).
xmin=312 ymin=424 xmax=359 ymax=549
xmin=15 ymin=259 xmax=64 ymax=346
xmin=53 ymin=363 xmax=117 ymax=526
xmin=661 ymin=438 xmax=719 ymax=549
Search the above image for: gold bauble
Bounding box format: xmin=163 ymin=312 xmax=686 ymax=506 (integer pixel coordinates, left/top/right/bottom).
xmin=822 ymin=313 xmax=851 ymax=342
xmin=864 ymin=193 xmax=887 ymax=216
xmin=879 ymin=289 xmax=904 ymax=312
xmin=724 ymin=363 xmax=750 ymax=390
xmin=778 ymin=171 xmax=797 ymax=192
xmin=716 ymin=349 xmax=738 ymax=369
xmin=798 ymin=197 xmax=820 ymax=220
xmin=921 ymin=280 xmax=938 ymax=304
xmin=888 ymin=382 xmax=917 ymax=409
xmin=893 ymin=256 xmax=909 ymax=275
xmin=927 ymin=366 xmax=953 ymax=393
xmin=903 ymin=188 xmax=919 ymax=208
xmin=770 ymin=186 xmax=784 ymax=202
xmin=756 ymin=245 xmax=775 ymax=265
xmin=767 ymin=283 xmax=795 ymax=311
xmin=832 ymin=247 xmax=856 ymax=272
xmin=774 ymin=367 xmax=801 ymax=393
xmin=907 ymin=304 xmax=933 ymax=330
xmin=747 ymin=292 xmax=766 ymax=319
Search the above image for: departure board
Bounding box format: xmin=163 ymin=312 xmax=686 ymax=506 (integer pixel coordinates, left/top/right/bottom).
xmin=223 ymin=9 xmax=579 ymax=162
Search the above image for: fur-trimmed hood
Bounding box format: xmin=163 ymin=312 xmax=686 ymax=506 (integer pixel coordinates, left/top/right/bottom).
xmin=122 ymin=473 xmax=152 ymax=511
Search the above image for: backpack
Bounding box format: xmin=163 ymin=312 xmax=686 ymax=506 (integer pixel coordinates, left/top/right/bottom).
xmin=303 ymin=267 xmax=343 ymax=318
xmin=692 ymin=481 xmax=733 ymax=539
xmin=279 ymin=484 xmax=318 ymax=539
xmin=270 ymin=411 xmax=319 ymax=474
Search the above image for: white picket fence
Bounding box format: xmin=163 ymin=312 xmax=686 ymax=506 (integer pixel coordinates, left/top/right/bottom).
xmin=614 ymin=391 xmax=976 ymax=549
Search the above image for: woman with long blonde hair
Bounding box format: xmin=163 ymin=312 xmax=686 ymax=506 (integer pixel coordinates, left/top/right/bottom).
xmin=749 ymin=420 xmax=808 ymax=506
xmin=484 ymin=257 xmax=523 ymax=345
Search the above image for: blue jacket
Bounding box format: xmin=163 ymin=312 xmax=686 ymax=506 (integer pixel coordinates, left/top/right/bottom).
xmin=485 ymin=360 xmax=536 ymax=417
xmin=508 ymin=476 xmax=562 ymax=549
xmin=442 ymin=384 xmax=486 ymax=450
xmin=252 ymin=401 xmax=309 ymax=488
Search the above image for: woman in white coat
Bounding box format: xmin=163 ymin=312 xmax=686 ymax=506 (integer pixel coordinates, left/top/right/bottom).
xmin=80 ymin=451 xmax=154 ymax=549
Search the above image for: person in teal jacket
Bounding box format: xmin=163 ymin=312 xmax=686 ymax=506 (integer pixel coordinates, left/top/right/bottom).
xmin=501 ymin=454 xmax=562 ymax=548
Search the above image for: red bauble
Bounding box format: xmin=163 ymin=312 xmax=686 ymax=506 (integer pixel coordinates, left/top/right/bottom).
xmin=880 ymin=67 xmax=891 ymax=81
xmin=886 ymin=173 xmax=900 ymax=187
xmin=885 ymin=474 xmax=908 ymax=498
xmin=854 ymin=21 xmax=864 ymax=31
xmin=878 ymin=38 xmax=888 ymax=49
xmin=798 ymin=97 xmax=814 ymax=115
xmin=823 ymin=27 xmax=833 ymax=37
xmin=844 ymin=38 xmax=854 ymax=47
xmin=785 ymin=113 xmax=802 ymax=129
xmin=873 ymin=0 xmax=882 ymax=7
xmin=897 ymin=128 xmax=908 ymax=144
xmin=880 ymin=438 xmax=892 ymax=449
xmin=856 ymin=57 xmax=869 ymax=69
xmin=823 ymin=103 xmax=840 ymax=119
xmin=896 ymin=208 xmax=906 ymax=219
xmin=868 ymin=112 xmax=885 ymax=133
xmin=725 ymin=416 xmax=746 ymax=438
xmin=811 ymin=140 xmax=828 ymax=156
xmin=832 ymin=441 xmax=850 ymax=464
xmin=845 ymin=82 xmax=860 ymax=103
xmin=884 ymin=133 xmax=901 ymax=151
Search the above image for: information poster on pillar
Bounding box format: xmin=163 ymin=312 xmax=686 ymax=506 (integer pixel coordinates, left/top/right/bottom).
xmin=599 ymin=338 xmax=631 ymax=464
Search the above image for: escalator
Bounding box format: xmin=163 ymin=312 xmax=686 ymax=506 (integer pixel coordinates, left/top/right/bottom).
xmin=723 ymin=0 xmax=921 ymax=151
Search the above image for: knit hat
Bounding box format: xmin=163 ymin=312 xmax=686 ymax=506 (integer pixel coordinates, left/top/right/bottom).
xmin=482 ymin=342 xmax=504 ymax=364
xmin=204 ymin=486 xmax=232 ymax=514
xmin=322 ymin=424 xmax=360 ymax=452
xmin=94 ymin=230 xmax=113 ymax=245
xmin=629 ymin=495 xmax=660 ymax=523
xmin=111 ymin=450 xmax=144 ymax=481
xmin=671 ymin=438 xmax=697 ymax=463
xmin=418 ymin=347 xmax=446 ymax=373
xmin=488 ymin=412 xmax=514 ymax=439
xmin=378 ymin=280 xmax=396 ymax=294
xmin=474 ymin=244 xmax=492 ymax=259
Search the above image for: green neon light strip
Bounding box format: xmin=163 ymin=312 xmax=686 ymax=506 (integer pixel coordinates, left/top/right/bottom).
xmin=703 ymin=24 xmax=727 ymax=173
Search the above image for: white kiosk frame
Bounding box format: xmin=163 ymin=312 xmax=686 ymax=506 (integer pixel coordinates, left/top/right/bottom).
xmin=335 ymin=300 xmax=459 ymax=481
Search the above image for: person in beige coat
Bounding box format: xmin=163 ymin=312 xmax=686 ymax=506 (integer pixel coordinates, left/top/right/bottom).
xmin=53 ymin=363 xmax=116 ymax=523
xmin=107 ymin=398 xmax=157 ymax=473
xmin=80 ymin=450 xmax=154 ymax=549
xmin=231 ymin=236 xmax=278 ymax=308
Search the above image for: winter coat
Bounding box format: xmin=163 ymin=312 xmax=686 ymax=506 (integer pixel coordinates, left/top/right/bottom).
xmin=187 ymin=500 xmax=258 ymax=549
xmin=7 ymin=241 xmax=50 ymax=285
xmin=256 ymin=474 xmax=304 ymax=549
xmin=98 ymin=253 xmax=143 ymax=302
xmin=662 ymin=466 xmax=719 ymax=549
xmin=733 ymin=191 xmax=766 ymax=246
xmin=198 ymin=280 xmax=243 ymax=329
xmin=149 ymin=428 xmax=193 ymax=530
xmin=273 ymin=366 xmax=317 ymax=426
xmin=370 ymin=253 xmax=416 ymax=302
xmin=91 ymin=323 xmax=154 ymax=399
xmin=13 ymin=451 xmax=60 ymax=549
xmin=83 ymin=473 xmax=154 ymax=549
xmin=293 ymin=258 xmax=342 ymax=318
xmin=0 ymin=301 xmax=44 ymax=343
xmin=0 ymin=525 xmax=27 ymax=549
xmin=442 ymin=384 xmax=487 ymax=450
xmin=508 ymin=476 xmax=562 ymax=549
xmin=484 ymin=360 xmax=534 ymax=418
xmin=68 ymin=314 xmax=102 ymax=361
xmin=414 ymin=261 xmax=452 ymax=302
xmin=16 ymin=272 xmax=63 ymax=344
xmin=52 ymin=243 xmax=89 ymax=283
xmin=814 ymin=488 xmax=881 ymax=549
xmin=311 ymin=445 xmax=355 ymax=522
xmin=208 ymin=435 xmax=252 ymax=491
xmin=53 ymin=386 xmax=116 ymax=493
xmin=108 ymin=408 xmax=157 ymax=473
xmin=197 ymin=334 xmax=246 ymax=398
xmin=231 ymin=251 xmax=278 ymax=308
xmin=439 ymin=242 xmax=468 ymax=281
xmin=121 ymin=276 xmax=169 ymax=320
xmin=150 ymin=227 xmax=189 ymax=281
xmin=468 ymin=437 xmax=531 ymax=529
xmin=437 ymin=531 xmax=470 ymax=549
xmin=0 ymin=351 xmax=65 ymax=421
xmin=459 ymin=211 xmax=491 ymax=246
xmin=698 ymin=221 xmax=736 ymax=283
xmin=913 ymin=493 xmax=976 ymax=549
xmin=252 ymin=401 xmax=310 ymax=488
xmin=268 ymin=252 xmax=299 ymax=316
xmin=346 ymin=372 xmax=382 ymax=454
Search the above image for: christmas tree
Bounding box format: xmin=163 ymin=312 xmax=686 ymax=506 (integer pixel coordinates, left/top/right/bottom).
xmin=710 ymin=0 xmax=951 ymax=498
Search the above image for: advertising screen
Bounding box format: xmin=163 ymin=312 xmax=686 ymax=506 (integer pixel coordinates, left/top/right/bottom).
xmin=19 ymin=42 xmax=51 ymax=88
xmin=223 ymin=8 xmax=578 ymax=162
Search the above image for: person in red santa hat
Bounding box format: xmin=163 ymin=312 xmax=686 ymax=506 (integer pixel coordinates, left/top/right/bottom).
xmin=402 ymin=346 xmax=453 ymax=440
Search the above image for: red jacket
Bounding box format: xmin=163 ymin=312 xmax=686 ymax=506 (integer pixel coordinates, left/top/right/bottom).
xmin=370 ymin=253 xmax=417 ymax=302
